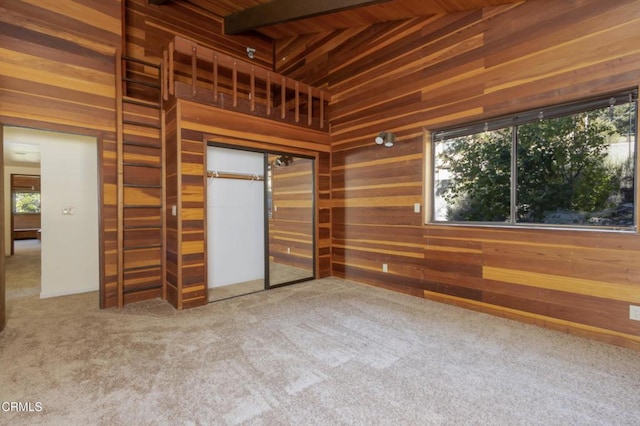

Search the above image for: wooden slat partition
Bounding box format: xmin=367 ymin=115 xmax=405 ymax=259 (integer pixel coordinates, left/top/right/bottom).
xmin=166 ymin=36 xmax=331 ymax=131
xmin=275 ymin=0 xmax=640 ymax=348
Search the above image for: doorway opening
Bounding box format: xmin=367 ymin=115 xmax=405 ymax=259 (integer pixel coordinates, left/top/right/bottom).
xmin=2 ymin=126 xmax=99 ymax=301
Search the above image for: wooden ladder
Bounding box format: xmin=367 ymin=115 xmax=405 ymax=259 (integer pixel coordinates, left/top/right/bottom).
xmin=116 ymin=56 xmax=165 ymax=307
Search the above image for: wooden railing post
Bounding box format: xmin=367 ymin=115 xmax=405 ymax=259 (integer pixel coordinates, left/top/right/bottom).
xmin=266 ymin=72 xmax=272 ymax=116
xmin=233 ymin=61 xmax=238 ymax=107
xmin=191 ymin=45 xmax=197 ymax=96
xmin=169 ymin=41 xmax=174 ymax=96
xmin=250 ymin=67 xmax=255 ymax=112
xmin=213 ymin=53 xmax=218 ymax=101
xmin=295 ymin=82 xmax=300 ymax=123
xmin=320 ymin=91 xmax=325 ymax=129
xmin=162 ymin=49 xmax=169 ymax=101
xmin=281 ymin=77 xmax=286 ymax=119
xmin=308 ymin=87 xmax=313 ymax=126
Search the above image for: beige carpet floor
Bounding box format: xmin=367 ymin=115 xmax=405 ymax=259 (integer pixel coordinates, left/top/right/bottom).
xmin=1 ymin=243 xmax=640 ymax=425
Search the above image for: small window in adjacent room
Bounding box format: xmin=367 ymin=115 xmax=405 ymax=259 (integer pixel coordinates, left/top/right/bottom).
xmin=13 ymin=191 xmax=41 ymax=214
xmin=431 ymin=89 xmax=638 ymax=230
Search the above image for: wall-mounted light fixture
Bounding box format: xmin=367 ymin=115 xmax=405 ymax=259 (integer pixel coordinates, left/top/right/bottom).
xmin=274 ymin=155 xmax=293 ymax=167
xmin=375 ymin=131 xmax=395 ymax=147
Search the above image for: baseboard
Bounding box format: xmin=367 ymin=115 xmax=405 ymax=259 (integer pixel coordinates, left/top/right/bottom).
xmin=422 ymin=290 xmax=640 ymax=352
xmin=40 ymin=288 xmax=97 ymax=299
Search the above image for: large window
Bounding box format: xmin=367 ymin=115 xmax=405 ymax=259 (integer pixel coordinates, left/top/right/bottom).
xmin=13 ymin=192 xmax=41 ymax=214
xmin=432 ymin=89 xmax=638 ymax=230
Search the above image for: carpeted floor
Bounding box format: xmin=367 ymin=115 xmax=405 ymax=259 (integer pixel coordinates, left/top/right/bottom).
xmin=1 ymin=242 xmax=640 ymax=425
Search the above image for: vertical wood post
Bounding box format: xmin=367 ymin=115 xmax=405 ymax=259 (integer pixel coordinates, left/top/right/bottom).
xmin=162 ymin=49 xmax=169 ymax=101
xmin=250 ymin=67 xmax=255 ymax=111
xmin=266 ymin=72 xmax=272 ymax=116
xmin=281 ymin=77 xmax=286 ymax=119
xmin=191 ymin=45 xmax=197 ymax=96
xmin=308 ymin=87 xmax=313 ymax=126
xmin=213 ymin=53 xmax=218 ymax=101
xmin=233 ymin=61 xmax=238 ymax=107
xmin=320 ymin=91 xmax=325 ymax=129
xmin=295 ymin=82 xmax=300 ymax=123
xmin=115 ymin=50 xmax=124 ymax=309
xmin=169 ymin=41 xmax=174 ymax=96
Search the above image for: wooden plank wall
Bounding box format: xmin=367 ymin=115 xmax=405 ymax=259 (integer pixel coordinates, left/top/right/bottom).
xmin=124 ymin=0 xmax=279 ymax=308
xmin=125 ymin=0 xmax=273 ymax=70
xmin=276 ymin=0 xmax=640 ymax=348
xmin=0 ymin=0 xmax=122 ymax=308
xmin=166 ymin=100 xmax=331 ymax=308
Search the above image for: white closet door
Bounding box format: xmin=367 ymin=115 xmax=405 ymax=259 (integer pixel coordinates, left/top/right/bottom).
xmin=207 ymin=147 xmax=264 ymax=288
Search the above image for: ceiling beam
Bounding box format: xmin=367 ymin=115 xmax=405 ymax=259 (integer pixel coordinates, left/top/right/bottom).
xmin=224 ymin=0 xmax=393 ymax=35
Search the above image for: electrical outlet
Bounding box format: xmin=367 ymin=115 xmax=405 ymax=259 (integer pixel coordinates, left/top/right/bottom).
xmin=630 ymin=305 xmax=640 ymax=321
xmin=62 ymin=206 xmax=74 ymax=215
xmin=414 ymin=203 xmax=421 ymax=213
xmin=287 ymin=247 xmax=291 ymax=254
xmin=171 ymin=205 xmax=177 ymax=216
xmin=382 ymin=263 xmax=388 ymax=273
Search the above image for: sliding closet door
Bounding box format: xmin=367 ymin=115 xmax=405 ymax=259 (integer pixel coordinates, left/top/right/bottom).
xmin=206 ymin=146 xmax=265 ymax=301
xmin=267 ymin=154 xmax=315 ymax=287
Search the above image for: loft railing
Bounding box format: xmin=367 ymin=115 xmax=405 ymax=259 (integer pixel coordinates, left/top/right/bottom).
xmin=162 ymin=36 xmax=331 ymax=131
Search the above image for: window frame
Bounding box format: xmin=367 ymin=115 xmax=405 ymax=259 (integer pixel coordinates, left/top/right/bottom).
xmin=427 ymin=88 xmax=639 ymax=232
xmin=12 ymin=190 xmax=41 ymax=215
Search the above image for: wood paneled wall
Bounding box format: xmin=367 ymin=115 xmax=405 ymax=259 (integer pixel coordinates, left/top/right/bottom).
xmin=276 ymin=0 xmax=640 ymax=348
xmin=125 ymin=0 xmax=273 ymax=70
xmin=125 ymin=0 xmax=278 ymax=308
xmin=13 ymin=214 xmax=40 ymax=231
xmin=0 ymin=0 xmax=122 ymax=308
xmin=165 ymin=100 xmax=331 ymax=308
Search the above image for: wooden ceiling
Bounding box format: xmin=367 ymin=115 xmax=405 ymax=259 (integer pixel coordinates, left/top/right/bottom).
xmin=170 ymin=0 xmax=525 ymax=39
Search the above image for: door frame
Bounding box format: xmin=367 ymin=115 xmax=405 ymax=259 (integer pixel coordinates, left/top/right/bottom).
xmin=205 ymin=140 xmax=317 ymax=295
xmin=0 ymin=124 xmax=6 ymax=332
xmin=1 ymin=123 xmax=104 ymax=309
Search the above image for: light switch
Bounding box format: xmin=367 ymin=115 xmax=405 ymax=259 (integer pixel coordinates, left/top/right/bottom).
xmin=414 ymin=203 xmax=421 ymax=213
xmin=171 ymin=205 xmax=177 ymax=216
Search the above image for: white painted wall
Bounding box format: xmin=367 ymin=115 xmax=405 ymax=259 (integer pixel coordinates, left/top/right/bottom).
xmin=39 ymin=133 xmax=99 ymax=298
xmin=3 ymin=165 xmax=41 ymax=254
xmin=207 ymin=147 xmax=264 ymax=288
